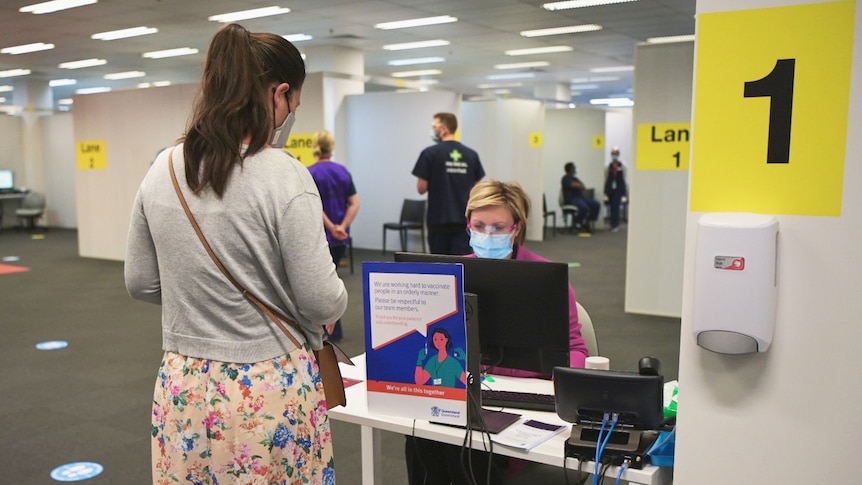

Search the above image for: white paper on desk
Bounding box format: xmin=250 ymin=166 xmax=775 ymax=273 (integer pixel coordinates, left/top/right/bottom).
xmin=492 ymin=419 xmax=568 ymax=451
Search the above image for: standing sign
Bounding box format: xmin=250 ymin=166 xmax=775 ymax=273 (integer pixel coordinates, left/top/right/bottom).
xmin=363 ymin=261 xmax=468 ymax=426
xmin=690 ymin=1 xmax=855 ymax=215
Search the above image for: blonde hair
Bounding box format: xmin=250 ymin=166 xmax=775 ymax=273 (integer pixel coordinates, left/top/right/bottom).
xmin=466 ymin=180 xmax=531 ymax=247
xmin=312 ymin=129 xmax=335 ymax=158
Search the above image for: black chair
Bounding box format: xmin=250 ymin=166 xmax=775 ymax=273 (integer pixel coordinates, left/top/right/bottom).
xmin=543 ymin=194 xmax=556 ymax=238
xmin=558 ymin=188 xmax=579 ymax=233
xmin=382 ymin=199 xmax=426 ymax=253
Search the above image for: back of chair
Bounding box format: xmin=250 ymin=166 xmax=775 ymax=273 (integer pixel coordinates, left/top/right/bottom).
xmin=23 ymin=191 xmax=46 ymax=209
xmin=401 ymin=199 xmax=426 ymax=224
xmin=576 ymin=301 xmax=599 ymax=357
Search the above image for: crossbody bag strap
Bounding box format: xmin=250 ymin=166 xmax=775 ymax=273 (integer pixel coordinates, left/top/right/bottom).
xmin=167 ymin=147 xmax=304 ymax=350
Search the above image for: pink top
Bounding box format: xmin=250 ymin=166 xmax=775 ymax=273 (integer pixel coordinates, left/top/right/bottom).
xmin=471 ymin=246 xmax=589 ymax=378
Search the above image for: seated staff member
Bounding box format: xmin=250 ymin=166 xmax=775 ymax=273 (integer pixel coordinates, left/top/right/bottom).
xmin=405 ymin=180 xmax=589 ymax=485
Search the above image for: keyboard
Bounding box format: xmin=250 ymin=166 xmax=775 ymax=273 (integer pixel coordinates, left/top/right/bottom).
xmin=481 ymin=389 xmax=557 ymax=412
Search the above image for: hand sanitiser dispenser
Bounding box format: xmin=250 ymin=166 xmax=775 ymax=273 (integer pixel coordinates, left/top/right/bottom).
xmin=693 ymin=213 xmax=778 ymax=354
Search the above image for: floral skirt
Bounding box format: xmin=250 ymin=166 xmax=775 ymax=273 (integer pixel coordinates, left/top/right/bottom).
xmin=152 ymin=348 xmax=335 ymax=485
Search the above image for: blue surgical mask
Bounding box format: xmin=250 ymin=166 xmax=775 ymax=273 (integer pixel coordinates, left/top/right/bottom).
xmin=430 ymin=130 xmax=441 ymax=143
xmin=469 ymin=230 xmax=513 ymax=259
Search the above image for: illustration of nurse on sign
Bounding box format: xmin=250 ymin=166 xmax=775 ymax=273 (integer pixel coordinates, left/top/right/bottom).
xmin=415 ymin=328 xmax=467 ymax=387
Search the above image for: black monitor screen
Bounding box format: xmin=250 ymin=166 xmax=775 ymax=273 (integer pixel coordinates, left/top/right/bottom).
xmin=0 ymin=170 xmax=13 ymax=191
xmin=394 ymin=252 xmax=570 ymax=375
xmin=553 ymin=367 xmax=664 ymax=430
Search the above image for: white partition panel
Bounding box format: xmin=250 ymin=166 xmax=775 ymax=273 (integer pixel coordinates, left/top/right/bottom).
xmin=344 ymin=91 xmax=460 ymax=251
xmin=625 ymin=42 xmax=695 ymax=317
xmin=462 ymin=99 xmax=545 ymax=242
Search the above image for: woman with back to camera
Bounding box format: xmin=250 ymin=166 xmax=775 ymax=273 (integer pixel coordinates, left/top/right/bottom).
xmin=405 ymin=180 xmax=589 ymax=484
xmin=124 ymin=23 xmax=347 ymax=484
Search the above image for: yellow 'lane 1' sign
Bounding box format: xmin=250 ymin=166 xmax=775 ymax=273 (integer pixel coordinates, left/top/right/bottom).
xmin=636 ymin=123 xmax=690 ymax=170
xmin=690 ymin=1 xmax=854 ymax=216
xmin=77 ymin=140 xmax=107 ymax=170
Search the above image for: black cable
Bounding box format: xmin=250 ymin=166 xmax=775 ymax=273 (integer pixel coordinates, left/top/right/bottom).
xmin=410 ymin=420 xmax=430 ymax=485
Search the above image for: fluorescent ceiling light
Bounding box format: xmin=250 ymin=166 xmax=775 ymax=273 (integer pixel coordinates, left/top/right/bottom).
xmin=104 ymin=71 xmax=145 ymax=80
xmin=76 ymin=87 xmax=111 ymax=94
xmin=520 ymin=24 xmax=602 ymax=37
xmin=283 ymin=34 xmax=313 ymax=42
xmin=375 ymin=16 xmax=457 ymax=30
xmin=58 ymin=98 xmax=73 ymax=105
xmin=20 ymin=0 xmax=96 ymax=14
xmin=92 ymin=26 xmax=158 ymax=41
xmin=142 ymin=48 xmax=199 ymax=59
xmin=647 ymin=34 xmax=695 ymax=44
xmin=391 ymin=69 xmax=442 ymax=78
xmin=570 ymin=83 xmax=600 ymax=90
xmin=0 ymin=97 xmax=6 ymax=103
xmin=415 ymin=79 xmax=440 ymax=85
xmin=543 ymin=0 xmax=637 ymax=11
xmin=383 ymin=40 xmax=450 ymax=51
xmin=505 ymin=46 xmax=573 ymax=56
xmin=590 ymin=97 xmax=634 ymax=107
xmin=208 ymin=6 xmax=290 ymax=23
xmin=1 ymin=42 xmax=55 ymax=55
xmin=49 ymin=78 xmax=76 ymax=87
xmin=494 ymin=61 xmax=549 ymax=70
xmin=477 ymin=82 xmax=523 ymax=89
xmin=388 ymin=57 xmax=445 ymax=66
xmin=570 ymin=76 xmax=619 ymax=82
xmin=59 ymin=58 xmax=106 ymax=69
xmin=0 ymin=85 xmax=13 ymax=92
xmin=487 ymin=72 xmax=535 ymax=80
xmin=137 ymin=81 xmax=171 ymax=88
xmin=0 ymin=69 xmax=33 ymax=77
xmin=590 ymin=65 xmax=634 ymax=73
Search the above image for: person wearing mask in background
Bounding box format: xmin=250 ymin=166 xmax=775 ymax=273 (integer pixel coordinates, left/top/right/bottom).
xmin=604 ymin=147 xmax=628 ymax=232
xmin=308 ymin=129 xmax=359 ymax=342
xmin=125 ymin=23 xmax=347 ymax=484
xmin=412 ymin=112 xmax=485 ymax=255
xmin=561 ymin=161 xmax=600 ymax=232
xmin=405 ymin=180 xmax=588 ymax=485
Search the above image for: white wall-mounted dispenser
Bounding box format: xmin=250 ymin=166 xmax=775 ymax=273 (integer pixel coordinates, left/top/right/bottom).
xmin=693 ymin=213 xmax=778 ymax=354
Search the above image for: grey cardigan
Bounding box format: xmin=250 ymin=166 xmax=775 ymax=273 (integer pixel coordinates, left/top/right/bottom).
xmin=125 ymin=145 xmax=348 ymax=363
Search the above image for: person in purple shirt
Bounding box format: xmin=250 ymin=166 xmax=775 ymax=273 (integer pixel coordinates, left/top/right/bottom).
xmin=405 ymin=180 xmax=588 ymax=485
xmin=307 ymin=129 xmax=359 ymax=341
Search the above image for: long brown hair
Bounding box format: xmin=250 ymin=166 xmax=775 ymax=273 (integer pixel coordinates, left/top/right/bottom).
xmin=182 ymin=23 xmax=306 ymax=196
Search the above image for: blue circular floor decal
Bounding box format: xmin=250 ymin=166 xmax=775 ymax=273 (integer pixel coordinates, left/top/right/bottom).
xmin=36 ymin=340 xmax=69 ymax=350
xmin=50 ymin=462 xmax=104 ymax=481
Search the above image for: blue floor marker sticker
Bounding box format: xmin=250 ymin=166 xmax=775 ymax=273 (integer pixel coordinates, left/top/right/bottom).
xmin=50 ymin=462 xmax=104 ymax=481
xmin=36 ymin=340 xmax=69 ymax=350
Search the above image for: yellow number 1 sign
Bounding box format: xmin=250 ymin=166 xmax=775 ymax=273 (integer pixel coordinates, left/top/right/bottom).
xmin=690 ymin=1 xmax=855 ymax=216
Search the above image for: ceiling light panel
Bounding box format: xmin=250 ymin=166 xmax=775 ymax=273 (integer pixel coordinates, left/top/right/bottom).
xmin=1 ymin=42 xmax=55 ymax=55
xmin=59 ymin=58 xmax=106 ymax=69
xmin=208 ymin=6 xmax=290 ymax=23
xmin=92 ymin=26 xmax=158 ymax=41
xmin=505 ymin=46 xmax=573 ymax=56
xmin=487 ymin=72 xmax=536 ymax=80
xmin=283 ymin=34 xmax=313 ymax=42
xmin=104 ymin=71 xmax=145 ymax=80
xmin=0 ymin=85 xmax=13 ymax=92
xmin=142 ymin=48 xmax=199 ymax=59
xmin=76 ymin=87 xmax=111 ymax=94
xmin=0 ymin=69 xmax=32 ymax=78
xmin=383 ymin=40 xmax=450 ymax=51
xmin=49 ymin=79 xmax=76 ymax=87
xmin=375 ymin=16 xmax=457 ymax=30
xmin=19 ymin=0 xmax=97 ymax=15
xmin=520 ymin=25 xmax=602 ymax=37
xmin=494 ymin=61 xmax=550 ymax=70
xmin=391 ymin=69 xmax=442 ymax=78
xmin=543 ymin=0 xmax=637 ymax=11
xmin=388 ymin=57 xmax=445 ymax=66
xmin=647 ymin=34 xmax=695 ymax=44
xmin=590 ymin=65 xmax=634 ymax=73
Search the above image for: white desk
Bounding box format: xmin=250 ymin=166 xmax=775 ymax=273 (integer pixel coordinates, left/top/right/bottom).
xmin=329 ymin=354 xmax=672 ymax=485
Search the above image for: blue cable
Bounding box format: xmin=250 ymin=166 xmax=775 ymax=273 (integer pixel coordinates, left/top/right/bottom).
xmin=593 ymin=413 xmax=609 ymax=485
xmin=615 ymin=459 xmax=630 ymax=485
xmin=594 ymin=413 xmax=619 ymax=485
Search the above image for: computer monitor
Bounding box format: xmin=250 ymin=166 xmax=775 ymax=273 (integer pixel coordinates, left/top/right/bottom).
xmin=394 ymin=252 xmax=570 ymax=375
xmin=553 ymin=367 xmax=664 ymax=430
xmin=0 ymin=170 xmax=14 ymax=191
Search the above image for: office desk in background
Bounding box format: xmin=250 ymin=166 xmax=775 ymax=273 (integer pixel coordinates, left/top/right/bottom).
xmin=0 ymin=193 xmax=27 ymax=231
xmin=329 ymin=354 xmax=672 ymax=485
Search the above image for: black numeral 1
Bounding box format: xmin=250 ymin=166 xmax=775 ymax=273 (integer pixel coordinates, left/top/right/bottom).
xmin=744 ymin=59 xmax=795 ymax=163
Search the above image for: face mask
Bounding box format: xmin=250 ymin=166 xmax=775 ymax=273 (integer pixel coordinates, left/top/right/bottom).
xmin=612 ymin=155 xmax=619 ymax=161
xmin=431 ymin=130 xmax=441 ymax=143
xmin=270 ymin=97 xmax=296 ymax=149
xmin=469 ymin=230 xmax=514 ymax=259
